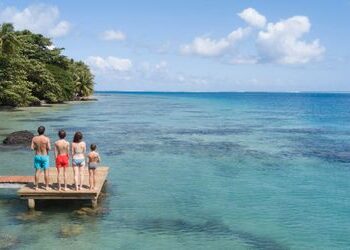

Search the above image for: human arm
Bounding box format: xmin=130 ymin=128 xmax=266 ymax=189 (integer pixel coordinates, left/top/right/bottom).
xmin=54 ymin=142 xmax=58 ymax=158
xmin=67 ymin=142 xmax=70 ymax=157
xmin=31 ymin=138 xmax=35 ymax=150
xmin=97 ymin=153 xmax=101 ymax=163
xmin=47 ymin=138 xmax=51 ymax=151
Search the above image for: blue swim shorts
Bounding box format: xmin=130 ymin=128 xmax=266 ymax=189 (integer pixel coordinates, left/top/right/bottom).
xmin=34 ymin=155 xmax=50 ymax=170
xmin=72 ymin=158 xmax=85 ymax=167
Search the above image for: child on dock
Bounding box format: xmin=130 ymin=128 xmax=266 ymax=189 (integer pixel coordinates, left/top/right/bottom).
xmin=87 ymin=144 xmax=101 ymax=190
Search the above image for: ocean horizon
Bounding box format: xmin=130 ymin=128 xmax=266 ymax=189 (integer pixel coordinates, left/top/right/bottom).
xmin=95 ymin=91 xmax=350 ymax=94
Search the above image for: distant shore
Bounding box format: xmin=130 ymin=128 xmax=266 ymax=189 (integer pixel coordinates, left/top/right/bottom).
xmin=0 ymin=96 xmax=98 ymax=111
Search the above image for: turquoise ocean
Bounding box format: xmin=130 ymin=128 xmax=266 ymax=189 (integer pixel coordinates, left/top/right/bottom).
xmin=0 ymin=92 xmax=349 ymax=249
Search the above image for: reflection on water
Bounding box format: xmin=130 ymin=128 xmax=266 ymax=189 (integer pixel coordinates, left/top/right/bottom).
xmin=0 ymin=92 xmax=350 ymax=249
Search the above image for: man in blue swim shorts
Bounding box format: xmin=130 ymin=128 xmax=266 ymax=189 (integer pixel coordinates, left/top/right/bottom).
xmin=31 ymin=126 xmax=51 ymax=190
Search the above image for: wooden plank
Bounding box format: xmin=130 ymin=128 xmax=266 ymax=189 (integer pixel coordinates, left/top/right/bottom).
xmin=18 ymin=166 xmax=109 ymax=200
xmin=23 ymin=196 xmax=95 ymax=200
xmin=0 ymin=176 xmax=33 ymax=183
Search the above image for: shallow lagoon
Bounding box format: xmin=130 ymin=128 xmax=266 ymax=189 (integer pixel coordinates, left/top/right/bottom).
xmin=0 ymin=92 xmax=350 ymax=249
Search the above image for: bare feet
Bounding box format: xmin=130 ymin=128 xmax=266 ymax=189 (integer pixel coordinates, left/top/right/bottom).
xmin=35 ymin=186 xmax=38 ymax=191
xmin=45 ymin=186 xmax=51 ymax=191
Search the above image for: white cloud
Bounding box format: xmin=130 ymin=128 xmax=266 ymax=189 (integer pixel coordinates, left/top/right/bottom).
xmin=49 ymin=21 xmax=70 ymax=37
xmin=181 ymin=27 xmax=250 ymax=57
xmin=101 ymin=30 xmax=126 ymax=41
xmin=257 ymin=16 xmax=325 ymax=64
xmin=181 ymin=37 xmax=229 ymax=57
xmin=0 ymin=4 xmax=71 ymax=37
xmin=85 ymin=56 xmax=132 ymax=72
xmin=91 ymin=58 xmax=211 ymax=88
xmin=238 ymin=8 xmax=266 ymax=28
xmin=181 ymin=8 xmax=324 ymax=65
xmin=227 ymin=27 xmax=250 ymax=41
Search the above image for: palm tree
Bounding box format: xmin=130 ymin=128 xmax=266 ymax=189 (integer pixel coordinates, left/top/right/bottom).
xmin=72 ymin=62 xmax=94 ymax=97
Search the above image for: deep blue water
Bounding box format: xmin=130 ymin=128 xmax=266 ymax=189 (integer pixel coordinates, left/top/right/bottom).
xmin=0 ymin=92 xmax=349 ymax=249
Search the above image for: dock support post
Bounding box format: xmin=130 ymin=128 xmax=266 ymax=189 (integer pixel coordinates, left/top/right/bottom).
xmin=101 ymin=180 xmax=107 ymax=193
xmin=91 ymin=198 xmax=98 ymax=208
xmin=28 ymin=199 xmax=35 ymax=210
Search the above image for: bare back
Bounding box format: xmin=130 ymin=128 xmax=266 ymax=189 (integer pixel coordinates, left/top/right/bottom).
xmin=31 ymin=135 xmax=50 ymax=155
xmin=88 ymin=151 xmax=100 ymax=163
xmin=72 ymin=141 xmax=86 ymax=159
xmin=55 ymin=139 xmax=69 ymax=156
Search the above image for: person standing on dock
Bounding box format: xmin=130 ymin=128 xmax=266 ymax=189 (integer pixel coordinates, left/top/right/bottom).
xmin=55 ymin=129 xmax=70 ymax=191
xmin=31 ymin=126 xmax=51 ymax=190
xmin=87 ymin=144 xmax=101 ymax=190
xmin=72 ymin=131 xmax=86 ymax=191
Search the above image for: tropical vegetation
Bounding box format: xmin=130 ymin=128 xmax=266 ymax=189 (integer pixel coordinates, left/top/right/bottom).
xmin=0 ymin=23 xmax=94 ymax=107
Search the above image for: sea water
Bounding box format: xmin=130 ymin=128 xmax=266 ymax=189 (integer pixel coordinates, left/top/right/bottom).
xmin=0 ymin=92 xmax=349 ymax=249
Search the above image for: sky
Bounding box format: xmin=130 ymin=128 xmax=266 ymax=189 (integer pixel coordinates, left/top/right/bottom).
xmin=0 ymin=0 xmax=349 ymax=92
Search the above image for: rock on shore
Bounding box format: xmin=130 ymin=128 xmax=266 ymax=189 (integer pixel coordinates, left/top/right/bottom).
xmin=75 ymin=96 xmax=98 ymax=101
xmin=2 ymin=130 xmax=34 ymax=146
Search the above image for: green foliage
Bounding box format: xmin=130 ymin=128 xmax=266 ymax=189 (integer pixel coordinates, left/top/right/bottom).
xmin=0 ymin=55 xmax=38 ymax=106
xmin=47 ymin=64 xmax=74 ymax=101
xmin=71 ymin=61 xmax=94 ymax=97
xmin=26 ymin=59 xmax=61 ymax=103
xmin=0 ymin=23 xmax=20 ymax=56
xmin=0 ymin=23 xmax=94 ymax=107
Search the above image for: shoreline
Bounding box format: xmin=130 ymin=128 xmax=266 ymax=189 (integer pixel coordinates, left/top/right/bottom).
xmin=0 ymin=96 xmax=98 ymax=111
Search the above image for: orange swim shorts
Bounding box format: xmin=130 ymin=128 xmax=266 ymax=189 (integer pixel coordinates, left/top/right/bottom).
xmin=56 ymin=154 xmax=69 ymax=168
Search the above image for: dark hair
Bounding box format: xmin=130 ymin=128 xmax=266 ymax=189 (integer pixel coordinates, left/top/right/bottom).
xmin=37 ymin=126 xmax=45 ymax=135
xmin=58 ymin=129 xmax=66 ymax=139
xmin=73 ymin=131 xmax=83 ymax=143
xmin=90 ymin=144 xmax=97 ymax=151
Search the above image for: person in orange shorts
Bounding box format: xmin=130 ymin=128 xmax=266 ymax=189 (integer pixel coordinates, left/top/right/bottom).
xmin=55 ymin=129 xmax=70 ymax=191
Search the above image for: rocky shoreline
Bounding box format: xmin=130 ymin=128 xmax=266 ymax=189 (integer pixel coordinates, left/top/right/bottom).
xmin=0 ymin=96 xmax=98 ymax=146
xmin=0 ymin=96 xmax=98 ymax=110
xmin=2 ymin=130 xmax=34 ymax=146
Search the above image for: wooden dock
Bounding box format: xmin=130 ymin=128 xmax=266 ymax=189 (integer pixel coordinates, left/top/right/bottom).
xmin=16 ymin=166 xmax=109 ymax=209
xmin=0 ymin=176 xmax=33 ymax=184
